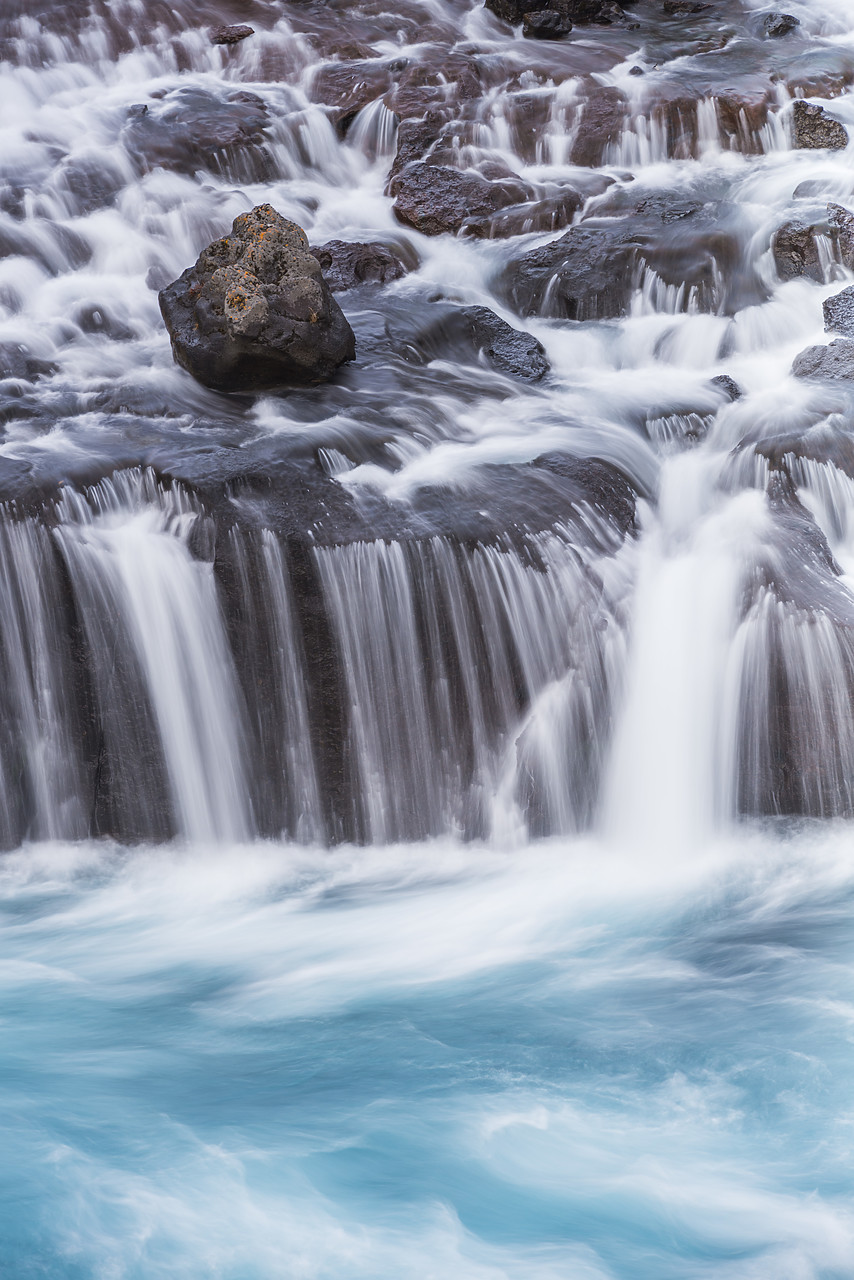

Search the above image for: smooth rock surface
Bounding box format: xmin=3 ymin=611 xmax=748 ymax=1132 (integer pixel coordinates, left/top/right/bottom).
xmin=159 ymin=204 xmax=355 ymax=392
xmin=393 ymin=163 xmax=528 ymax=236
xmin=410 ymin=306 xmax=550 ymax=381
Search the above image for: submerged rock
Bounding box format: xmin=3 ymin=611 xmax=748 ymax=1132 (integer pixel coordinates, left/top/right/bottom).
xmin=792 ymin=339 xmax=854 ymax=380
xmin=309 ymin=240 xmax=408 ymax=291
xmin=409 ymin=306 xmax=550 ymax=381
xmin=792 ymin=101 xmax=848 ymax=151
xmin=823 ymin=286 xmax=854 ymax=336
xmin=485 ymin=0 xmax=633 ymax=24
xmin=159 ymin=204 xmax=355 ymax=393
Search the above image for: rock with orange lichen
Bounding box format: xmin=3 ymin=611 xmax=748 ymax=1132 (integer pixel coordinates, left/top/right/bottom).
xmin=159 ymin=204 xmax=355 ymax=392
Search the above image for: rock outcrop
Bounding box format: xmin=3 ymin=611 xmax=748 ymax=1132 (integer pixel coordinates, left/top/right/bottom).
xmin=159 ymin=204 xmax=355 ymax=393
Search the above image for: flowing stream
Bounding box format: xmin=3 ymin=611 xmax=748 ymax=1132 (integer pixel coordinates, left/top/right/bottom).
xmin=3 ymin=0 xmax=854 ymax=1274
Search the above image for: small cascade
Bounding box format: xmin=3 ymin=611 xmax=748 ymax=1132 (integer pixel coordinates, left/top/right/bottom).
xmin=316 ymin=527 xmax=624 ymax=844
xmin=54 ymin=470 xmax=249 ymax=844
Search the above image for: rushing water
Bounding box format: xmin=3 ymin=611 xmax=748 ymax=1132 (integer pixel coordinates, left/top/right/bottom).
xmin=3 ymin=0 xmax=854 ymax=1274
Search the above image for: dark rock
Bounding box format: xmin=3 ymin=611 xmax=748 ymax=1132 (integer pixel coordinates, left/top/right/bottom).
xmin=792 ymin=101 xmax=848 ymax=151
xmin=502 ymin=195 xmax=750 ymax=320
xmin=569 ymin=86 xmax=628 ymax=167
xmin=522 ymin=9 xmax=572 ymax=37
xmin=771 ymin=221 xmax=823 ymax=282
xmin=711 ymin=374 xmax=743 ymax=401
xmin=209 ymin=24 xmax=254 ymax=44
xmin=122 ymin=87 xmax=270 ymax=177
xmin=823 ymin=286 xmax=854 ymax=336
xmin=462 ymin=188 xmax=583 ymax=238
xmin=77 ymin=305 xmax=135 ymax=341
xmin=828 ymin=203 xmax=854 ymax=269
xmin=57 ymin=155 xmax=124 ymax=215
xmin=792 ymin=339 xmax=854 ymax=380
xmin=387 ymin=110 xmax=449 ymax=190
xmin=662 ymin=0 xmax=709 ymax=12
xmin=409 ymin=306 xmax=550 ymax=381
xmin=393 ymin=163 xmax=529 ymax=236
xmin=159 ymin=204 xmax=355 ymax=393
xmin=629 ymin=65 xmax=645 ymax=76
xmin=309 ymin=240 xmax=408 ymax=291
xmin=763 ymin=12 xmax=799 ymax=36
xmin=485 ymin=0 xmax=632 ymax=23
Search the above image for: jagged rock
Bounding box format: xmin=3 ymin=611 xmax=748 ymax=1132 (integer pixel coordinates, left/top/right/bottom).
xmin=159 ymin=204 xmax=355 ymax=392
xmin=209 ymin=24 xmax=254 ymax=44
xmin=409 ymin=306 xmax=550 ymax=381
xmin=711 ymin=374 xmax=743 ymax=401
xmin=393 ymin=162 xmax=528 ymax=235
xmin=792 ymin=101 xmax=848 ymax=150
xmin=828 ymin=203 xmax=854 ymax=268
xmin=771 ymin=221 xmax=823 ymax=282
xmin=823 ymin=286 xmax=854 ymax=336
xmin=523 ymin=9 xmax=572 ymax=36
xmin=309 ymin=240 xmax=408 ymax=291
xmin=792 ymin=339 xmax=854 ymax=380
xmin=763 ymin=12 xmax=799 ymax=36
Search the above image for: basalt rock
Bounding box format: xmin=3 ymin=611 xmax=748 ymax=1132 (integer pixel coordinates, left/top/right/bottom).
xmin=792 ymin=101 xmax=848 ymax=151
xmin=209 ymin=24 xmax=254 ymax=44
xmin=486 ymin=0 xmax=633 ymax=24
xmin=159 ymin=204 xmax=355 ymax=393
xmin=522 ymin=10 xmax=572 ymax=37
xmin=502 ymin=195 xmax=750 ymax=320
xmin=569 ymin=86 xmax=628 ymax=167
xmin=824 ymin=286 xmax=854 ymax=337
xmin=310 ymin=240 xmax=408 ymax=291
xmin=763 ymin=12 xmax=799 ymax=36
xmin=462 ymin=188 xmax=584 ymax=238
xmin=792 ymin=339 xmax=854 ymax=381
xmin=122 ymin=87 xmax=271 ymax=178
xmin=393 ymin=163 xmax=529 ymax=236
xmin=409 ymin=306 xmax=550 ymax=381
xmin=710 ymin=374 xmax=743 ymax=401
xmin=772 ymin=220 xmax=824 ymax=282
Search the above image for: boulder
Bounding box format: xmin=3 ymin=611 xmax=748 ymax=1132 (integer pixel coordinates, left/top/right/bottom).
xmin=772 ymin=221 xmax=823 ymax=282
xmin=209 ymin=24 xmax=254 ymax=44
xmin=159 ymin=204 xmax=355 ymax=393
xmin=763 ymin=12 xmax=799 ymax=36
xmin=393 ymin=163 xmax=528 ymax=236
xmin=662 ymin=0 xmax=709 ymax=11
xmin=462 ymin=188 xmax=584 ymax=238
xmin=792 ymin=101 xmax=848 ymax=151
xmin=523 ymin=10 xmax=572 ymax=36
xmin=410 ymin=306 xmax=550 ymax=381
xmin=309 ymin=240 xmax=408 ymax=291
xmin=792 ymin=339 xmax=854 ymax=380
xmin=823 ymin=286 xmax=854 ymax=336
xmin=569 ymin=86 xmax=628 ymax=167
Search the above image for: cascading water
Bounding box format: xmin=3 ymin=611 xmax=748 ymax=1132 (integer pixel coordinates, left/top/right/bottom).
xmin=4 ymin=0 xmax=854 ymax=1275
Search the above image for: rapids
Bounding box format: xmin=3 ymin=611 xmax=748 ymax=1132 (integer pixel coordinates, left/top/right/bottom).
xmin=2 ymin=0 xmax=854 ymax=1273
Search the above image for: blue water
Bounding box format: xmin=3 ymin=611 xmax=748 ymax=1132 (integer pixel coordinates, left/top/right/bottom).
xmin=2 ymin=831 xmax=853 ymax=1279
